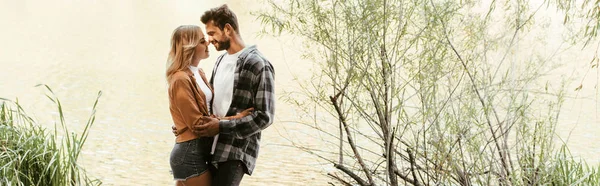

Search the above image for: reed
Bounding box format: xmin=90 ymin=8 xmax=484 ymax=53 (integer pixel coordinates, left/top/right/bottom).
xmin=0 ymin=85 xmax=102 ymax=186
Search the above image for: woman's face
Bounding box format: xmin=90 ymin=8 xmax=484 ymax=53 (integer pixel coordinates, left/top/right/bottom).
xmin=193 ymin=31 xmax=210 ymax=62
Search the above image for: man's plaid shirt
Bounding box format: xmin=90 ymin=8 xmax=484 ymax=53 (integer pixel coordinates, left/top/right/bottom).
xmin=209 ymin=45 xmax=275 ymax=175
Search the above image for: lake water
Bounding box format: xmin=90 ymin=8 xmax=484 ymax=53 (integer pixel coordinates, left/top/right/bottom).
xmin=0 ymin=1 xmax=598 ymax=185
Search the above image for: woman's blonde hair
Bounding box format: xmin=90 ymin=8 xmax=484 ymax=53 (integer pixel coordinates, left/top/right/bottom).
xmin=166 ymin=25 xmax=202 ymax=81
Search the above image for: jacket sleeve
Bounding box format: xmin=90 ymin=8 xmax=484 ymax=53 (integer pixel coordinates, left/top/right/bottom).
xmin=219 ymin=59 xmax=275 ymax=139
xmin=170 ymin=78 xmax=204 ymax=128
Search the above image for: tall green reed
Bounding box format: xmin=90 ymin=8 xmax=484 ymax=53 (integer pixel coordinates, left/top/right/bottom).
xmin=547 ymin=145 xmax=600 ymax=185
xmin=0 ymin=85 xmax=102 ymax=186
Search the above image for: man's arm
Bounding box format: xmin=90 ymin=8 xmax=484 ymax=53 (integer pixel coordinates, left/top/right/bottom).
xmin=219 ymin=59 xmax=275 ymax=139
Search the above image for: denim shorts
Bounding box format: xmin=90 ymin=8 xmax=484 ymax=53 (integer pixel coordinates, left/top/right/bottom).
xmin=170 ymin=138 xmax=211 ymax=180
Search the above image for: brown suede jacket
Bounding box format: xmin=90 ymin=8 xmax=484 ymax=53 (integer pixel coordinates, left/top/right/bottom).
xmin=168 ymin=68 xmax=212 ymax=143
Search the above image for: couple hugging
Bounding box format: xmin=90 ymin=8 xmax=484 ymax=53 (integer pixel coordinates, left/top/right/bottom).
xmin=166 ymin=4 xmax=275 ymax=186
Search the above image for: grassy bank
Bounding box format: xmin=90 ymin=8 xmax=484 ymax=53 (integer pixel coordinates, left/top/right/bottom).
xmin=0 ymin=85 xmax=101 ymax=185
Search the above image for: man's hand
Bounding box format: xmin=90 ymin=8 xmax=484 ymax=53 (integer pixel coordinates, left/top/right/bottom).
xmin=193 ymin=116 xmax=220 ymax=137
xmin=171 ymin=125 xmax=177 ymax=136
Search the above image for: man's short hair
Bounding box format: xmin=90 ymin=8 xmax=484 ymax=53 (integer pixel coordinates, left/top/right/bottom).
xmin=201 ymin=4 xmax=240 ymax=33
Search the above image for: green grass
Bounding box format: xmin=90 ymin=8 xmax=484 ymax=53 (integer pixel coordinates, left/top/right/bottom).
xmin=548 ymin=145 xmax=600 ymax=185
xmin=0 ymin=85 xmax=102 ymax=186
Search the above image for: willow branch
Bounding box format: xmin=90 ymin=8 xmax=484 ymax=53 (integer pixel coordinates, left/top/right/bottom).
xmin=330 ymin=93 xmax=374 ymax=185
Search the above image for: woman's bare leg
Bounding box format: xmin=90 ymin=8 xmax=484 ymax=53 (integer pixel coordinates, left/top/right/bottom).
xmin=181 ymin=171 xmax=211 ymax=186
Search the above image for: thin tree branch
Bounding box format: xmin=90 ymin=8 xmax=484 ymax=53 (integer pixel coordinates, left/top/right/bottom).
xmin=328 ymin=173 xmax=354 ymax=186
xmin=334 ymin=164 xmax=369 ymax=186
xmin=330 ymin=94 xmax=375 ymax=185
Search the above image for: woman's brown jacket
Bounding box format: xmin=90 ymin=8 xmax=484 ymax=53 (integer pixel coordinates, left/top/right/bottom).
xmin=168 ymin=68 xmax=213 ymax=143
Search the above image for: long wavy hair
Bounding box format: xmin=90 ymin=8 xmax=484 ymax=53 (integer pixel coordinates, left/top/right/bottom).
xmin=166 ymin=25 xmax=202 ymax=81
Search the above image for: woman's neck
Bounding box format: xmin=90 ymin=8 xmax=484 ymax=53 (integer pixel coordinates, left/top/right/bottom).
xmin=191 ymin=61 xmax=200 ymax=67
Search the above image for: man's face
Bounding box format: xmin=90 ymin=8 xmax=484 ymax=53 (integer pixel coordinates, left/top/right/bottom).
xmin=205 ymin=21 xmax=230 ymax=51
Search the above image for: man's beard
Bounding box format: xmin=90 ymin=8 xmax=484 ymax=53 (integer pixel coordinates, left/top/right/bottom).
xmin=215 ymin=37 xmax=231 ymax=51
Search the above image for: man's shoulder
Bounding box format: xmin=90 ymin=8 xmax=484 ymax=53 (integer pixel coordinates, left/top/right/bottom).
xmin=241 ymin=50 xmax=272 ymax=70
xmin=244 ymin=53 xmax=266 ymax=64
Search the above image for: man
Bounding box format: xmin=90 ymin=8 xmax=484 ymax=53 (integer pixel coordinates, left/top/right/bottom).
xmin=193 ymin=4 xmax=275 ymax=186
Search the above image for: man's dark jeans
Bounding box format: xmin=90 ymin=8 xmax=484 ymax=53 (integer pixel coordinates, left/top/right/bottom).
xmin=211 ymin=160 xmax=246 ymax=186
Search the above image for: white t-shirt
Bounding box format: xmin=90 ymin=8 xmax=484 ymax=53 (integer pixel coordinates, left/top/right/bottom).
xmin=212 ymin=49 xmax=245 ymax=117
xmin=189 ymin=65 xmax=212 ymax=108
xmin=210 ymin=47 xmax=245 ymax=154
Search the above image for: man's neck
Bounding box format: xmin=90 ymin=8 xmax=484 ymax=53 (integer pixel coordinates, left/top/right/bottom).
xmin=226 ymin=35 xmax=246 ymax=55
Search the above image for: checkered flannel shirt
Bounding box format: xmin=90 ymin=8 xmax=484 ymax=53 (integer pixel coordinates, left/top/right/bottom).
xmin=209 ymin=45 xmax=275 ymax=175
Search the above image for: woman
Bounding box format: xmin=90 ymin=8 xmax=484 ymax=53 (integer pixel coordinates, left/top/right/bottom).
xmin=166 ymin=25 xmax=213 ymax=186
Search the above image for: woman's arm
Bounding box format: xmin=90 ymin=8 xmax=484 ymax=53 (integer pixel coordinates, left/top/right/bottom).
xmin=170 ymin=77 xmax=206 ymax=130
xmin=220 ymin=108 xmax=254 ymax=120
